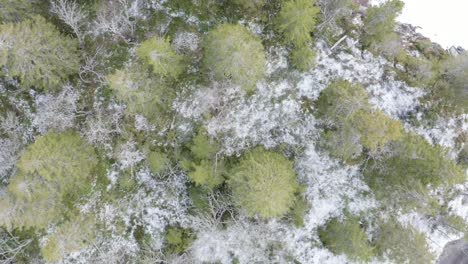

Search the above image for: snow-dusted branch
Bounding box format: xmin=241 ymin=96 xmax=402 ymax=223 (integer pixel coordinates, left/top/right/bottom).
xmin=0 ymin=229 xmax=33 ymax=264
xmin=93 ymin=0 xmax=137 ymax=43
xmin=50 ymin=0 xmax=88 ymax=43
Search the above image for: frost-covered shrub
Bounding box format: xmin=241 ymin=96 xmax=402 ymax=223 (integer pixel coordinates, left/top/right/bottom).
xmin=228 ymin=147 xmax=298 ymax=219
xmin=316 ymin=0 xmax=356 ymax=39
xmin=93 ymin=0 xmax=138 ymax=42
xmin=41 ymin=214 xmax=97 ymax=262
xmin=32 ymin=85 xmax=78 ymax=134
xmin=0 ymin=15 xmax=79 ymax=90
xmin=0 ymin=138 xmax=20 ymax=184
xmin=203 ymin=24 xmax=266 ymax=93
xmin=0 ymin=131 xmax=98 ymax=229
xmin=369 ymin=33 xmax=404 ymax=62
xmin=437 ymin=53 xmax=468 ymax=112
xmin=116 ymin=141 xmax=144 ymax=170
xmin=83 ymin=106 xmax=124 ymax=151
xmin=136 ymin=36 xmax=186 ymax=80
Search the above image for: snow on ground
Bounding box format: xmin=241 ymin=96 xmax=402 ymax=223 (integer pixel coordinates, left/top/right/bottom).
xmin=398 ymin=212 xmax=462 ymax=257
xmin=64 ymin=167 xmax=192 ymax=262
xmin=189 ymin=142 xmax=376 ymax=264
xmin=299 ymin=39 xmax=424 ymax=119
xmin=411 ymin=114 xmax=468 ymax=158
xmin=181 ymin=37 xmax=442 ymax=263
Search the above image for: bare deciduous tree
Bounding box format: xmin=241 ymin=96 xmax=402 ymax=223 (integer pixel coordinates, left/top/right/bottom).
xmin=50 ymin=0 xmax=88 ymax=43
xmin=316 ymin=0 xmax=354 ymax=32
xmin=93 ymin=0 xmax=136 ymax=43
xmin=0 ymin=229 xmax=33 ymax=264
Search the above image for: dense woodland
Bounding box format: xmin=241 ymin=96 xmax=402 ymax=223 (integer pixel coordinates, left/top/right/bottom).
xmin=0 ymin=0 xmax=467 ymax=263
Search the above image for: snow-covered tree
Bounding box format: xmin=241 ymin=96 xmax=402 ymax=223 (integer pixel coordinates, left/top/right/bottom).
xmin=32 ymin=84 xmax=78 ymax=134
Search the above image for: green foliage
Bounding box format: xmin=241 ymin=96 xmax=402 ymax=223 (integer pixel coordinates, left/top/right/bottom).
xmin=190 ymin=129 xmax=220 ymax=161
xmin=231 ymin=0 xmax=266 ymax=13
xmin=361 ymin=0 xmax=404 ymax=49
xmin=0 ymin=15 xmax=79 ymax=91
xmin=228 ymin=147 xmax=298 ymax=218
xmin=363 ymin=134 xmax=465 ymax=211
xmin=316 ymin=80 xmax=370 ymax=120
xmin=319 ymin=217 xmax=374 ymax=262
xmin=401 ymin=56 xmax=436 ymax=87
xmin=203 ymin=24 xmax=266 ymax=93
xmin=290 ymin=193 xmax=309 ymax=227
xmin=0 ymin=0 xmax=35 ymax=23
xmin=351 ymin=110 xmax=403 ymax=153
xmin=164 ymin=227 xmax=196 ymax=255
xmin=0 ymin=131 xmax=98 ymax=229
xmin=276 ymin=0 xmax=319 ymax=71
xmin=316 ymin=80 xmax=403 ymax=161
xmin=364 ymin=134 xmax=465 ymax=190
xmin=136 ymin=37 xmax=186 ymax=80
xmin=0 ymin=227 xmax=41 ymax=263
xmin=41 ymin=214 xmax=97 ymax=262
xmin=373 ymin=218 xmax=434 ymax=263
xmin=188 ymin=159 xmax=225 ymax=189
xmin=147 ymin=151 xmax=169 ymax=174
xmin=107 ymin=65 xmax=175 ymax=128
xmin=276 ymin=0 xmax=319 ymax=47
xmin=183 ymin=129 xmax=225 ymax=189
xmin=289 ymin=45 xmax=316 ymax=71
xmin=438 ymin=53 xmax=468 ymax=112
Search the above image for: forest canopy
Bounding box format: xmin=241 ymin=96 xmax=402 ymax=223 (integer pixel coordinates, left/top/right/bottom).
xmin=0 ymin=0 xmax=466 ymax=263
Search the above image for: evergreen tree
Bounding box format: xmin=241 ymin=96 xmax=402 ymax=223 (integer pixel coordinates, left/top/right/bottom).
xmin=0 ymin=0 xmax=36 ymax=23
xmin=0 ymin=131 xmax=98 ymax=229
xmin=203 ymin=24 xmax=266 ymax=93
xmin=0 ymin=15 xmax=79 ymax=91
xmin=317 ymin=80 xmax=403 ymax=161
xmin=373 ymin=218 xmax=434 ymax=263
xmin=319 ymin=217 xmax=374 ymax=262
xmin=228 ymin=147 xmax=298 ymax=218
xmin=182 ymin=129 xmax=225 ymax=189
xmin=107 ymin=65 xmax=175 ymax=128
xmin=276 ymin=0 xmax=319 ymax=47
xmin=136 ymin=36 xmax=186 ymax=80
xmin=276 ymin=0 xmax=319 ymax=70
xmin=361 ymin=0 xmax=404 ymax=48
